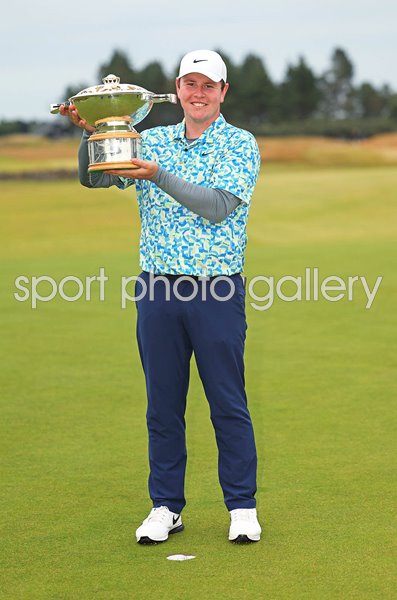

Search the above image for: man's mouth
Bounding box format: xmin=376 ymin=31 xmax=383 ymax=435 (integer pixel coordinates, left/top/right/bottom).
xmin=192 ymin=102 xmax=206 ymax=107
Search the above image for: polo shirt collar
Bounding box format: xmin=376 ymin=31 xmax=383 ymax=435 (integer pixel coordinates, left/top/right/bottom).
xmin=172 ymin=113 xmax=227 ymax=144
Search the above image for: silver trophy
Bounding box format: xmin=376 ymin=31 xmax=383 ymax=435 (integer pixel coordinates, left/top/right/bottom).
xmin=50 ymin=74 xmax=177 ymax=171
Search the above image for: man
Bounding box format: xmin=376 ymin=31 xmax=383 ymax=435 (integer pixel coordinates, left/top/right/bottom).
xmin=61 ymin=49 xmax=261 ymax=544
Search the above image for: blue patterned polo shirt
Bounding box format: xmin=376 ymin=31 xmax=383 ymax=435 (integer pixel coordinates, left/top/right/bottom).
xmin=119 ymin=114 xmax=260 ymax=276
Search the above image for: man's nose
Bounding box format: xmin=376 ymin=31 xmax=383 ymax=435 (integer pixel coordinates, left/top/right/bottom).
xmin=193 ymin=86 xmax=205 ymax=97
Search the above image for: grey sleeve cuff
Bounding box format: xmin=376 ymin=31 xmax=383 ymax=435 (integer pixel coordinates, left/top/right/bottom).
xmin=78 ymin=131 xmax=125 ymax=189
xmin=151 ymin=167 xmax=240 ymax=223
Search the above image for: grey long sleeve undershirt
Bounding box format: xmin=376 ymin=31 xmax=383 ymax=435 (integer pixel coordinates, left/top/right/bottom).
xmin=78 ymin=132 xmax=240 ymax=223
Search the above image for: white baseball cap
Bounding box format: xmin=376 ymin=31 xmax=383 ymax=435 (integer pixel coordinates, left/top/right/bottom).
xmin=177 ymin=49 xmax=227 ymax=83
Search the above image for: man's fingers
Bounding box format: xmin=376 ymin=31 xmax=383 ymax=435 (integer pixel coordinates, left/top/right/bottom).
xmin=59 ymin=102 xmax=92 ymax=131
xmin=101 ymin=161 xmax=157 ymax=179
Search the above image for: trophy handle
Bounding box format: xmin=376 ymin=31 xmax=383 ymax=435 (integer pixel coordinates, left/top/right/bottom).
xmin=49 ymin=101 xmax=70 ymax=114
xmin=140 ymin=93 xmax=177 ymax=104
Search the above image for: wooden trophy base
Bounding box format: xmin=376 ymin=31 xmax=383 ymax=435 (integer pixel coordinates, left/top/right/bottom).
xmin=88 ymin=161 xmax=140 ymax=172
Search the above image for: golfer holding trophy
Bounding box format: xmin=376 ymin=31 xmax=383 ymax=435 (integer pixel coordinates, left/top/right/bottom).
xmin=55 ymin=49 xmax=262 ymax=544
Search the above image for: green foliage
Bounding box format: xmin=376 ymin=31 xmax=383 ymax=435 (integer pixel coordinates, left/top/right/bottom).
xmin=255 ymin=116 xmax=397 ymax=138
xmin=215 ymin=50 xmax=241 ymax=122
xmin=355 ymin=82 xmax=390 ymax=118
xmin=278 ymin=57 xmax=321 ymax=120
xmin=97 ymin=50 xmax=182 ymax=130
xmin=2 ymin=47 xmax=397 ymax=138
xmin=136 ymin=61 xmax=179 ymax=129
xmin=98 ymin=49 xmax=136 ymax=83
xmin=238 ymin=53 xmax=276 ymax=124
xmin=0 ymin=120 xmax=29 ymax=135
xmin=77 ymin=46 xmax=397 ymax=136
xmin=319 ymin=47 xmax=355 ymax=119
xmin=389 ymin=95 xmax=397 ymax=119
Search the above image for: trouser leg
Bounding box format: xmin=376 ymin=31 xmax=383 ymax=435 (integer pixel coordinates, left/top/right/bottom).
xmin=136 ymin=273 xmax=192 ymax=514
xmin=186 ymin=274 xmax=257 ymax=510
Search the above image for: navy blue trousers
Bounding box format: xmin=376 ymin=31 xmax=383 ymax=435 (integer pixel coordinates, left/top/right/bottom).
xmin=135 ymin=272 xmax=257 ymax=514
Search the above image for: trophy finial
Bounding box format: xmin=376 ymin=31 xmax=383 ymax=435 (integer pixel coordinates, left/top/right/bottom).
xmin=102 ymin=74 xmax=120 ymax=85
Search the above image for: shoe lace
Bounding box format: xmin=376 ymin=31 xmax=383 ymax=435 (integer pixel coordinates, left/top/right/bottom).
xmin=146 ymin=506 xmax=172 ymax=524
xmin=230 ymin=509 xmax=257 ymax=523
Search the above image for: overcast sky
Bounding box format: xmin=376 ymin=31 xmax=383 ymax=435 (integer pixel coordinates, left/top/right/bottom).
xmin=1 ymin=0 xmax=395 ymax=120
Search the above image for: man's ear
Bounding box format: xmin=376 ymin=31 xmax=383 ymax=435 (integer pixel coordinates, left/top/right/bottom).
xmin=175 ymin=78 xmax=181 ymax=98
xmin=220 ymin=82 xmax=229 ymax=103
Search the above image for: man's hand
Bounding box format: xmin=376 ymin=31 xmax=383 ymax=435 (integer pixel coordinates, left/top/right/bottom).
xmin=104 ymin=158 xmax=159 ymax=180
xmin=59 ymin=103 xmax=95 ymax=133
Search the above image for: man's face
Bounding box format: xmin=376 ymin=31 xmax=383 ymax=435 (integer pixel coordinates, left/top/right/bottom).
xmin=176 ymin=73 xmax=229 ymax=128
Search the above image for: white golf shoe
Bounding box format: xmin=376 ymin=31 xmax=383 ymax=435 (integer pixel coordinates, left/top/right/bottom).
xmin=136 ymin=506 xmax=184 ymax=544
xmin=229 ymin=508 xmax=261 ymax=543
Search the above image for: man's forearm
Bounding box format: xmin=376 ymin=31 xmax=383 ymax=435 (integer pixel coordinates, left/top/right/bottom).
xmin=151 ymin=167 xmax=240 ymax=223
xmin=78 ymin=134 xmax=240 ymax=222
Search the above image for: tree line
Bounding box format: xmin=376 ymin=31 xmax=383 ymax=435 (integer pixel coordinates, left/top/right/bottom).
xmin=1 ymin=47 xmax=396 ymax=138
xmin=63 ymin=46 xmax=397 ymax=138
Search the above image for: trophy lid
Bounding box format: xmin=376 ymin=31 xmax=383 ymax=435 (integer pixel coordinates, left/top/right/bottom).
xmin=70 ymin=74 xmax=149 ymax=101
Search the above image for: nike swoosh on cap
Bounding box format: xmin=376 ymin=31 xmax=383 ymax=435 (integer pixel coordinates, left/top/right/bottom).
xmin=193 ymin=59 xmax=208 ymax=63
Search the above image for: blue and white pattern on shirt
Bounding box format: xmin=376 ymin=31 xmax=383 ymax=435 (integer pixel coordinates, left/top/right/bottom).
xmin=118 ymin=114 xmax=260 ymax=276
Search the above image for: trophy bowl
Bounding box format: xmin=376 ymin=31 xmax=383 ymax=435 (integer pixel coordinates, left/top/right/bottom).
xmin=50 ymin=74 xmax=177 ymax=171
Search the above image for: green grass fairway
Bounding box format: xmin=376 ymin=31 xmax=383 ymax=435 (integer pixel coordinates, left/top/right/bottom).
xmin=1 ymin=168 xmax=396 ymax=599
